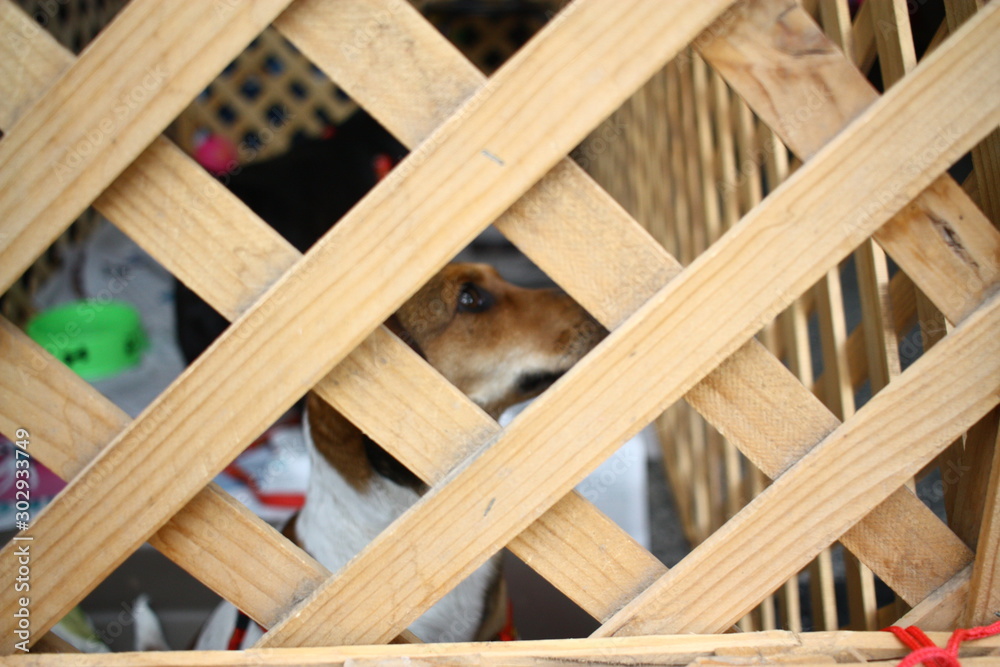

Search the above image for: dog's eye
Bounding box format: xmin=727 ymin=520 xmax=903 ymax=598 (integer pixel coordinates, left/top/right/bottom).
xmin=456 ymin=283 xmax=493 ymax=313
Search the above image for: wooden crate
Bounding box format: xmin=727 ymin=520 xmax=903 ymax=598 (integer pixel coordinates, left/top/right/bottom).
xmin=579 ymin=3 xmax=996 ymax=630
xmin=580 ymin=0 xmax=1000 ymax=636
xmin=0 ymin=0 xmax=998 ymax=664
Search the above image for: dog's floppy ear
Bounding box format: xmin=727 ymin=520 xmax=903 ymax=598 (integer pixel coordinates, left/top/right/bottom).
xmin=388 ymin=269 xmax=458 ymax=355
xmin=384 ymin=313 xmax=426 ymax=360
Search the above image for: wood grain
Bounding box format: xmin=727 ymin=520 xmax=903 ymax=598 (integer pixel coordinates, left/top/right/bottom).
xmin=1 ymin=0 xmax=981 ymax=652
xmin=278 ymin=0 xmax=975 ymax=613
xmin=0 ymin=0 xmax=738 ymax=648
xmin=0 ymin=0 xmax=72 ymax=127
xmin=964 ymin=411 xmax=1000 ymax=627
xmin=10 ymin=631 xmax=1000 ymax=666
xmin=0 ymin=0 xmax=666 ymax=628
xmin=0 ymin=0 xmax=295 ymax=294
xmin=275 ymin=0 xmax=681 ymax=328
xmin=257 ymin=7 xmax=1000 ymax=646
xmin=599 ymin=292 xmax=1000 ymax=637
xmin=698 ymin=0 xmax=1000 ymax=327
xmin=0 ymin=318 xmax=331 ymax=632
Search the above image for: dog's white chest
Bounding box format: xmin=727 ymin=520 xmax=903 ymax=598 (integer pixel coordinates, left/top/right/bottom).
xmin=196 ymin=423 xmax=500 ymax=649
xmin=297 ymin=442 xmax=500 ymax=644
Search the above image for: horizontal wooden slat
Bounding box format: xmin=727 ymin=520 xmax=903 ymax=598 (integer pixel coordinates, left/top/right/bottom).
xmin=257 ymin=8 xmax=1000 ymax=646
xmin=0 ymin=0 xmax=739 ymax=648
xmin=599 ymin=291 xmax=1000 ymax=637
xmin=0 ymin=0 xmax=295 ymax=294
xmin=8 ymin=631 xmax=1000 ymax=666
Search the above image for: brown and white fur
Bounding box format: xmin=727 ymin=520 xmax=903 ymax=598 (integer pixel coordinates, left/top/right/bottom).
xmin=194 ymin=263 xmax=604 ymax=648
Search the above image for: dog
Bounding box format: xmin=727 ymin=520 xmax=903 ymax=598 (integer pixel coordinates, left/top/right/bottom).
xmin=172 ymin=110 xmax=604 ymax=647
xmin=191 ymin=262 xmax=605 ymax=647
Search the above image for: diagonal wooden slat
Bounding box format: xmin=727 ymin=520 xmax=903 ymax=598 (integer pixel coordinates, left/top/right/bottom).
xmin=0 ymin=318 xmax=334 ymax=632
xmin=598 ymin=292 xmax=1000 ymax=637
xmin=0 ymin=4 xmax=347 ymax=637
xmin=2 ymin=0 xmax=974 ymax=631
xmin=0 ymin=0 xmax=296 ymax=294
xmin=0 ymin=0 xmax=740 ymax=648
xmin=0 ymin=1 xmax=72 ymax=127
xmin=898 ymin=563 xmax=975 ymax=630
xmin=698 ymin=0 xmax=1000 ymax=327
xmin=0 ymin=0 xmax=659 ymax=630
xmin=3 ymin=0 xmax=956 ymax=636
xmin=1 ymin=0 xmax=992 ymax=648
xmin=276 ymin=0 xmax=683 ymax=325
xmin=687 ymin=342 xmax=973 ymax=608
xmin=945 ymin=0 xmax=1000 ymax=226
xmin=257 ymin=9 xmax=1000 ymax=646
xmin=103 ymin=136 xmax=665 ymax=621
xmin=279 ymin=0 xmax=976 ymax=611
xmin=0 ymin=0 xmax=984 ymax=644
xmin=696 ymin=1 xmax=999 ymax=625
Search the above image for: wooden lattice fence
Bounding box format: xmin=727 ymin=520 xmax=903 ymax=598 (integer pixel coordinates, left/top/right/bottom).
xmin=582 ymin=0 xmax=1000 ymax=636
xmin=0 ymin=0 xmax=998 ymax=664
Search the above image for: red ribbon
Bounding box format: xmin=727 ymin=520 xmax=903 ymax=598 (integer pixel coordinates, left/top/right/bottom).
xmin=884 ymin=619 xmax=1000 ymax=667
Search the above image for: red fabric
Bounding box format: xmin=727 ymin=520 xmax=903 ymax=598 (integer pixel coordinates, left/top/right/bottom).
xmin=885 ymin=620 xmax=1000 ymax=667
xmin=497 ymin=599 xmax=517 ymax=642
xmin=226 ymin=610 xmax=252 ymax=651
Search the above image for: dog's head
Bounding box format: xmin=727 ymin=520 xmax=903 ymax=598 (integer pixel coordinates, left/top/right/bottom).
xmin=390 ymin=263 xmax=606 ymax=418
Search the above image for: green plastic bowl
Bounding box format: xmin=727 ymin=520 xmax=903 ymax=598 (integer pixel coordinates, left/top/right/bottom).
xmin=27 ymin=300 xmax=149 ymax=381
